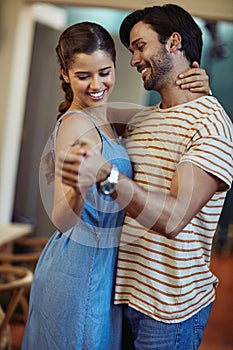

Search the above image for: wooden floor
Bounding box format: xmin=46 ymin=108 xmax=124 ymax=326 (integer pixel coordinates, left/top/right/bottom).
xmin=199 ymin=224 xmax=233 ymax=350
xmin=9 ymin=230 xmax=233 ymax=350
xmin=200 ymin=254 xmax=233 ymax=350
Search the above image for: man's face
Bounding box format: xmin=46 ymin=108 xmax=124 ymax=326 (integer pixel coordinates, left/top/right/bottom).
xmin=129 ymin=21 xmax=173 ymax=91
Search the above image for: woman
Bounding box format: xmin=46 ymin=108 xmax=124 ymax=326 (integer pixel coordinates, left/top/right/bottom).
xmin=22 ymin=22 xmax=210 ymax=350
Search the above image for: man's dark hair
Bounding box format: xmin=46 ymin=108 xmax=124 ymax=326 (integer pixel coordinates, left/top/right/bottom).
xmin=119 ymin=4 xmax=203 ymax=64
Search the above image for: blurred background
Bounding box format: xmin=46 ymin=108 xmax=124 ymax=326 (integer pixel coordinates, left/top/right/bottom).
xmin=0 ymin=1 xmax=232 ymax=349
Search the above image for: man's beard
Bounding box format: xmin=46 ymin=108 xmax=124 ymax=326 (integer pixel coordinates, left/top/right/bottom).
xmin=144 ymin=47 xmax=173 ymax=91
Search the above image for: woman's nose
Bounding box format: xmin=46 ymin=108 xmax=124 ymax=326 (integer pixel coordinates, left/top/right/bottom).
xmin=90 ymin=76 xmax=101 ymax=90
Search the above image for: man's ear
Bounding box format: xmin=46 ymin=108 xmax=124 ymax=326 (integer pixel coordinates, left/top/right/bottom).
xmin=167 ymin=32 xmax=182 ymax=52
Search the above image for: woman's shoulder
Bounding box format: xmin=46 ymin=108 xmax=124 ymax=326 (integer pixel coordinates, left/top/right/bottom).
xmin=55 ymin=110 xmax=100 ymax=149
xmin=58 ymin=110 xmax=96 ymax=132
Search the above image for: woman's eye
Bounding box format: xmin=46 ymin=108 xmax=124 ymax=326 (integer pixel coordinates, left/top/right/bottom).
xmin=100 ymin=71 xmax=110 ymax=77
xmin=78 ymin=75 xmax=89 ymax=80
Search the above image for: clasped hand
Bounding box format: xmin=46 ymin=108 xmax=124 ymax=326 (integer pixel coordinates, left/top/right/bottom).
xmin=56 ymin=142 xmax=110 ymax=192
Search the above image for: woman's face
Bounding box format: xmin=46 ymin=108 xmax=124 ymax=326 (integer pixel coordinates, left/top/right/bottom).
xmin=64 ymin=50 xmax=115 ymax=110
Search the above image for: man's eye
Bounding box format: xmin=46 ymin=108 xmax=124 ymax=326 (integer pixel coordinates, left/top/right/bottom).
xmin=137 ymin=45 xmax=144 ymax=52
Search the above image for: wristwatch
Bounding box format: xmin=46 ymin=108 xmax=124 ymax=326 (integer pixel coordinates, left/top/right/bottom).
xmin=99 ymin=164 xmax=119 ymax=195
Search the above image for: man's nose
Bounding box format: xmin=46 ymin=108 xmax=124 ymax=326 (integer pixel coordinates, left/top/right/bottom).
xmin=130 ymin=51 xmax=141 ymax=67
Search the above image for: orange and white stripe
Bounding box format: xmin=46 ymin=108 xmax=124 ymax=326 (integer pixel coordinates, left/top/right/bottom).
xmin=114 ymin=96 xmax=233 ymax=323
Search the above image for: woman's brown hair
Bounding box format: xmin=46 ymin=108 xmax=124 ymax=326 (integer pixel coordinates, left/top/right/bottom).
xmin=41 ymin=22 xmax=116 ymax=184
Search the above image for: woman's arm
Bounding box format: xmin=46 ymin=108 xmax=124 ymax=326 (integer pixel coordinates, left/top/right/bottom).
xmin=67 ymin=149 xmax=220 ymax=239
xmin=107 ymin=104 xmax=144 ymax=136
xmin=52 ymin=114 xmax=101 ymax=232
xmin=176 ymin=61 xmax=210 ymax=94
xmin=111 ymin=62 xmax=210 ymax=135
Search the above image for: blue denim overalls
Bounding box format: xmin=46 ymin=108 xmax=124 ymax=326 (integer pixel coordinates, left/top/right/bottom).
xmin=22 ymin=111 xmax=132 ymax=350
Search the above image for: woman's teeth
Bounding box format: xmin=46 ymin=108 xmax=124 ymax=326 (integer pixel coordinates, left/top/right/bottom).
xmin=89 ymin=91 xmax=105 ymax=98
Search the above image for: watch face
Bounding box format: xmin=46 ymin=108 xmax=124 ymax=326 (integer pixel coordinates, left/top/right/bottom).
xmin=99 ymin=164 xmax=119 ymax=195
xmin=102 ymin=182 xmax=114 ymax=195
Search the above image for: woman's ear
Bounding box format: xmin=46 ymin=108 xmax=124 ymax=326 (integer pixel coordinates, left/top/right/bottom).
xmin=61 ymin=68 xmax=69 ymax=83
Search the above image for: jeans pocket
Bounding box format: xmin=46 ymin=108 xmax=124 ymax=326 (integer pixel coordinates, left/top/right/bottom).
xmin=194 ymin=303 xmax=212 ymax=349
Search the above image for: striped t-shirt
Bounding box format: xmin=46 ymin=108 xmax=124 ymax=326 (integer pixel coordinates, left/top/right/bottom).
xmin=114 ymin=96 xmax=233 ymax=323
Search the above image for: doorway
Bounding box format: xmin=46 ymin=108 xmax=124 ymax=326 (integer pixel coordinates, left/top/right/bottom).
xmin=12 ymin=21 xmax=63 ymax=237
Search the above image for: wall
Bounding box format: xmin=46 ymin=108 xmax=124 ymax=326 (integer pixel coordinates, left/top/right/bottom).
xmin=66 ymin=6 xmax=146 ymax=105
xmin=202 ymin=20 xmax=233 ymax=119
xmin=147 ymin=18 xmax=233 ymax=121
xmin=0 ymin=1 xmax=145 ymax=223
xmin=0 ymin=0 xmax=233 ymax=223
xmin=0 ymin=1 xmax=66 ymax=222
xmin=0 ymin=0 xmax=35 ymax=222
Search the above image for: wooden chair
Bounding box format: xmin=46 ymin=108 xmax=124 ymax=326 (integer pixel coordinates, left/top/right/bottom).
xmin=0 ymin=236 xmax=48 ymax=323
xmin=0 ymin=265 xmax=33 ymax=349
xmin=1 ymin=236 xmax=49 ymax=270
xmin=0 ymin=237 xmax=48 ymax=280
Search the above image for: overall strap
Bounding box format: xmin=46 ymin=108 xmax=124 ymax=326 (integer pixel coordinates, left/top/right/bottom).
xmin=51 ymin=110 xmax=100 ymax=161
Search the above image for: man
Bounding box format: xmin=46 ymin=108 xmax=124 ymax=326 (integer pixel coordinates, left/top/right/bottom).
xmin=59 ymin=4 xmax=233 ymax=349
xmin=109 ymin=4 xmax=233 ymax=349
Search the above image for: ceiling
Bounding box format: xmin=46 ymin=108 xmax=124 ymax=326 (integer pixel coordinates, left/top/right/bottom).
xmin=25 ymin=0 xmax=233 ymax=23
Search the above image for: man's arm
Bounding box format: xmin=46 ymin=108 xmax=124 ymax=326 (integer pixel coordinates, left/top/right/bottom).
xmin=112 ymin=161 xmax=220 ymax=238
xmin=60 ymin=145 xmax=220 ymax=239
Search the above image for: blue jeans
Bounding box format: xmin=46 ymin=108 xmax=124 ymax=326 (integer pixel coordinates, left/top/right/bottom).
xmin=123 ymin=303 xmax=212 ymax=350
